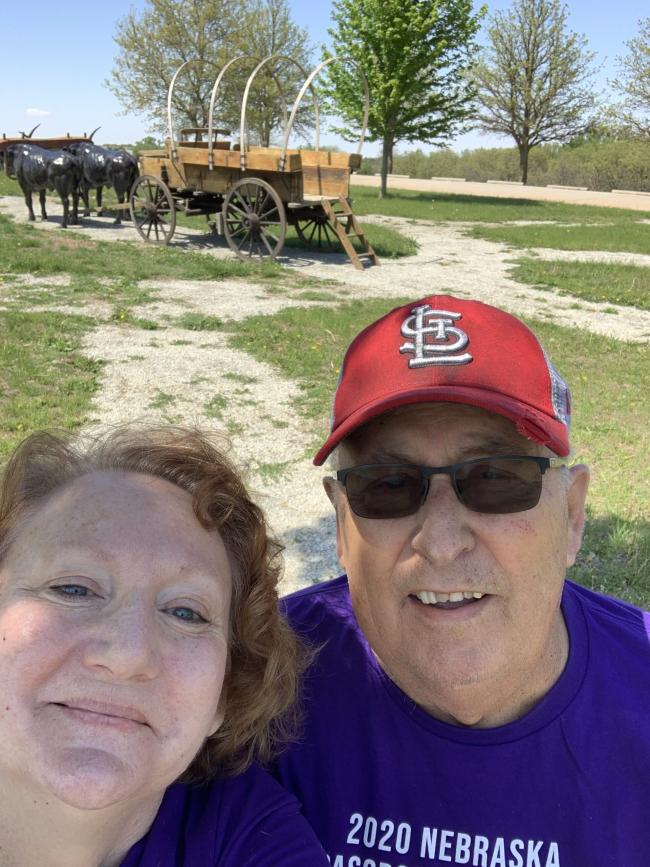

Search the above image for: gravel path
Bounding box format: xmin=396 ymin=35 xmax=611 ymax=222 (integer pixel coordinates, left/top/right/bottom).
xmin=2 ymin=195 xmax=649 ymax=592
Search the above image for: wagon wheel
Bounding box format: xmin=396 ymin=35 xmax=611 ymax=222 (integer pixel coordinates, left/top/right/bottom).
xmin=223 ymin=178 xmax=286 ymax=260
xmin=295 ymin=208 xmax=346 ymax=251
xmin=129 ymin=175 xmax=176 ymax=245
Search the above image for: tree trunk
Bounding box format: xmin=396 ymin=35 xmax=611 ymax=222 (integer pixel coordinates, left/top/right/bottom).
xmin=518 ymin=142 xmax=530 ymax=185
xmin=380 ymin=133 xmax=393 ymax=199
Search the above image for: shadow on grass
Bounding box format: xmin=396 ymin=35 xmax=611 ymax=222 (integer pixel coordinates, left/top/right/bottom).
xmin=286 ymin=512 xmax=341 ymax=588
xmin=372 ymin=190 xmax=545 ymax=209
xmin=569 ymin=510 xmax=650 ymax=609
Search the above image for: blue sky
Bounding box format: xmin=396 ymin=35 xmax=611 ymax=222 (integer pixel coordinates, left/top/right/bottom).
xmin=1 ymin=0 xmax=646 ymax=156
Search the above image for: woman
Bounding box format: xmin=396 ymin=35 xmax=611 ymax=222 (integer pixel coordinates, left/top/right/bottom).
xmin=0 ymin=426 xmax=328 ymax=867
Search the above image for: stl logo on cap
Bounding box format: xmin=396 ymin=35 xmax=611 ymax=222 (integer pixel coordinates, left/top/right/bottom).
xmin=399 ymin=304 xmax=473 ymax=368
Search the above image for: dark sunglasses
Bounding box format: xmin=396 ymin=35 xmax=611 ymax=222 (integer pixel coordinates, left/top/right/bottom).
xmin=335 ymin=455 xmax=566 ymax=519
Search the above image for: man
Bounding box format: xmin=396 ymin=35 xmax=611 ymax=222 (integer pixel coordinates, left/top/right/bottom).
xmin=276 ymin=295 xmax=650 ymax=867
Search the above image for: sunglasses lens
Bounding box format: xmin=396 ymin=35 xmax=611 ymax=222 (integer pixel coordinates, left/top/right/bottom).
xmin=455 ymin=458 xmax=543 ymax=514
xmin=344 ymin=466 xmax=423 ymax=519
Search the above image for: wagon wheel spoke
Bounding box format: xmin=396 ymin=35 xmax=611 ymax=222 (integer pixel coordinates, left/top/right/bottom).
xmin=254 ymin=190 xmax=271 ymax=215
xmin=227 ymin=223 xmax=248 ymax=239
xmin=232 ymin=231 xmax=251 ymax=251
xmin=259 ymin=217 xmax=281 ymax=229
xmin=305 ymin=220 xmax=318 ymax=243
xmin=233 ymin=230 xmax=252 ymax=248
xmin=223 ymin=178 xmax=286 ymax=262
xmin=260 ymin=232 xmax=277 ymax=256
xmin=259 ymin=204 xmax=279 ymax=222
xmin=295 ymin=211 xmax=340 ymax=251
xmin=227 ymin=202 xmax=250 ymax=220
xmin=129 ymin=175 xmax=176 ymax=246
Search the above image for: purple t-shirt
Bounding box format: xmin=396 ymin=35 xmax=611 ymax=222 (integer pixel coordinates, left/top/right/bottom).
xmin=120 ymin=762 xmax=328 ymax=865
xmin=276 ymin=576 xmax=650 ymax=867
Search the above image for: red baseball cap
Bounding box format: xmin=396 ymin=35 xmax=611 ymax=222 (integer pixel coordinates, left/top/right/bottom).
xmin=314 ymin=295 xmax=572 ymax=465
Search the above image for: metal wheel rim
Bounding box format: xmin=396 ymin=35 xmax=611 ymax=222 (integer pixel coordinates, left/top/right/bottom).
xmin=223 ymin=178 xmax=286 ymax=261
xmin=294 ymin=211 xmax=343 ymax=251
xmin=129 ymin=175 xmax=176 ymax=245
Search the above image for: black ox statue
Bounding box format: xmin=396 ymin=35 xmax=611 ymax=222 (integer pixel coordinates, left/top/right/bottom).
xmin=3 ymin=142 xmax=81 ymax=229
xmin=66 ymin=128 xmax=138 ymax=225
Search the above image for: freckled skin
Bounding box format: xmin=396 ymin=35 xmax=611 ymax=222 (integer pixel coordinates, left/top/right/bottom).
xmin=0 ymin=472 xmax=231 ymax=817
xmin=327 ymin=404 xmax=589 ymax=727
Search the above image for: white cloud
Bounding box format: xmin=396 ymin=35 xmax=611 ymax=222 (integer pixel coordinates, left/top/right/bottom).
xmin=26 ymin=108 xmax=51 ymax=117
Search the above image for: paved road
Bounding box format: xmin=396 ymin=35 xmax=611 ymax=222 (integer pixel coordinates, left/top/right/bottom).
xmin=352 ymin=174 xmax=650 ymax=212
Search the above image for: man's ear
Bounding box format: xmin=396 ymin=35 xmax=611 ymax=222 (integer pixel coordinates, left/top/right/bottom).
xmin=323 ymin=475 xmax=338 ymax=507
xmin=323 ymin=476 xmax=346 ymax=567
xmin=566 ymin=464 xmax=590 ymax=568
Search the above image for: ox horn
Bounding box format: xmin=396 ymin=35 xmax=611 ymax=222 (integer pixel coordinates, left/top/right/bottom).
xmin=88 ymin=126 xmax=101 ymax=142
xmin=27 ymin=124 xmax=40 ymax=138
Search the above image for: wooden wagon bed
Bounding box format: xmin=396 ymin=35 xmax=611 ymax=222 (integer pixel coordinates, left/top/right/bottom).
xmin=127 ymin=53 xmax=377 ymax=268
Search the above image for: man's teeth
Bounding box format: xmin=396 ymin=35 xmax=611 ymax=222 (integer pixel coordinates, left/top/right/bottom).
xmin=415 ymin=590 xmax=485 ymax=605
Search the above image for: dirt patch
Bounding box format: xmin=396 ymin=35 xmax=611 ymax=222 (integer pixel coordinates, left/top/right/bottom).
xmin=3 ymin=194 xmax=649 ymax=591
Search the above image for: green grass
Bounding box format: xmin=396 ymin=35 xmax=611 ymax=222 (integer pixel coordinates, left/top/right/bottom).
xmin=177 ymin=313 xmax=226 ymax=331
xmin=0 ymin=213 xmax=279 ymax=282
xmin=350 ymin=184 xmax=649 ymax=224
xmin=205 ymin=395 xmax=227 ymax=419
xmin=254 ymin=459 xmax=293 ymax=482
xmin=0 ymin=273 xmax=157 ymax=319
xmin=223 ymin=372 xmax=258 ymax=384
xmin=111 ymin=307 xmax=160 ymax=329
xmin=149 ymin=390 xmax=176 ymax=409
xmin=283 ymin=220 xmax=418 ymax=259
xmin=0 ymin=310 xmax=100 ymax=456
xmin=509 ymin=258 xmax=650 ymax=310
xmin=0 ymin=173 xmax=20 ymax=195
xmin=230 ymin=298 xmax=406 ymax=439
xmin=470 ymin=221 xmax=650 ymax=254
xmin=230 ymin=299 xmax=650 ymax=606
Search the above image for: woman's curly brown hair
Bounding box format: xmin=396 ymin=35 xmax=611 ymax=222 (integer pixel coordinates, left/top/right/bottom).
xmin=0 ymin=425 xmax=307 ymax=782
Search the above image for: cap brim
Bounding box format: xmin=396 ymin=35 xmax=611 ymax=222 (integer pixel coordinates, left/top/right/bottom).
xmin=313 ymin=386 xmax=570 ymax=465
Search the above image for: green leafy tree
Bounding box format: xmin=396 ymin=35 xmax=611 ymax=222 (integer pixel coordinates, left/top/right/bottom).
xmin=133 ymin=135 xmax=164 ymax=155
xmin=324 ymin=0 xmax=484 ymax=197
xmin=612 ymin=17 xmax=650 ymax=137
xmin=106 ymin=0 xmax=246 ymax=135
xmin=472 ymin=0 xmax=598 ymax=184
xmin=106 ymin=0 xmax=312 ymax=147
xmin=235 ymin=0 xmax=314 ymax=147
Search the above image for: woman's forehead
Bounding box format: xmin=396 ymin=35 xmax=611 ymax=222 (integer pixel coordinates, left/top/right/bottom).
xmin=2 ymin=471 xmax=232 ymax=598
xmin=8 ymin=471 xmax=211 ymax=560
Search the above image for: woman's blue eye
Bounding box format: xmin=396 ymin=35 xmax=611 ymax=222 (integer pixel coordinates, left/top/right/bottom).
xmin=53 ymin=584 xmax=92 ymax=597
xmin=166 ymin=606 xmax=207 ymax=623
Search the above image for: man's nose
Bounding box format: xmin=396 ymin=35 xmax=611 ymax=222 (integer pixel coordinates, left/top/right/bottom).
xmin=410 ymin=475 xmax=475 ymax=565
xmin=79 ymin=600 xmax=162 ymax=682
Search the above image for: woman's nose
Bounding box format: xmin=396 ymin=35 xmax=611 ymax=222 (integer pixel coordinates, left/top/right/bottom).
xmin=79 ymin=600 xmax=162 ymax=682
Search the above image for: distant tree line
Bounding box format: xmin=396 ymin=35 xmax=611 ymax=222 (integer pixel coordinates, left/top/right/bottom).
xmin=106 ymin=0 xmax=650 ymax=194
xmin=359 ymin=136 xmax=650 ymax=193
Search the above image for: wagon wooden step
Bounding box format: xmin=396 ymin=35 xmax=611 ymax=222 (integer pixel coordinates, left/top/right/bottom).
xmin=321 ymin=197 xmax=379 ymax=270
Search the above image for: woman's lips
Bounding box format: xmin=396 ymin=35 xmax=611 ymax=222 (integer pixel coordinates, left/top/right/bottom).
xmin=52 ymin=699 xmax=150 ymax=729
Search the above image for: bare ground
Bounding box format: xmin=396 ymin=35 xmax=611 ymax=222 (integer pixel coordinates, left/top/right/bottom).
xmin=2 ymin=194 xmax=649 ymax=592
